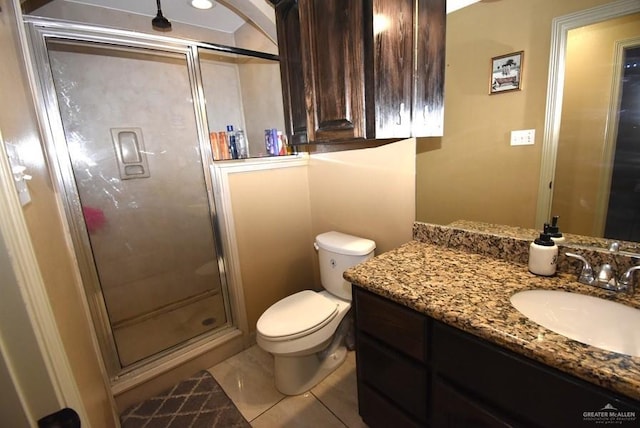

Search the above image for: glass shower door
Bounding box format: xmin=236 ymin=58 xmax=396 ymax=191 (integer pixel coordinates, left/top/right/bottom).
xmin=46 ymin=40 xmax=229 ymax=369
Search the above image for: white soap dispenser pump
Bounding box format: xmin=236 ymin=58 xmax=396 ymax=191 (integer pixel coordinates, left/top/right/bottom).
xmin=528 ymin=232 xmax=558 ymax=276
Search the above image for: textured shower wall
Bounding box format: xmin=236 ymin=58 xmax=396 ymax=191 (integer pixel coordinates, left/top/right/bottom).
xmin=200 ymin=56 xmax=247 ymax=139
xmin=50 ymin=46 xmax=222 ymax=324
xmin=234 ymin=22 xmax=285 ymax=157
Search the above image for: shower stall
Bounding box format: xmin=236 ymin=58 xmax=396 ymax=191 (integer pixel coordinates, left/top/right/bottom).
xmin=25 ymin=17 xmax=278 ymax=382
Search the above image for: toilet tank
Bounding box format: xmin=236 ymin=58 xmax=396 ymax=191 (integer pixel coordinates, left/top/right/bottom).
xmin=315 ymin=231 xmax=376 ymax=301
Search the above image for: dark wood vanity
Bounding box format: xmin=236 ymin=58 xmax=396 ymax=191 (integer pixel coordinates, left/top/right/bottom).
xmin=353 ymin=283 xmax=640 ymax=428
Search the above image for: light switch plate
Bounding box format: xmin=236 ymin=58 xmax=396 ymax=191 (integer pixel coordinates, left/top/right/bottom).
xmin=510 ymin=129 xmax=535 ymax=146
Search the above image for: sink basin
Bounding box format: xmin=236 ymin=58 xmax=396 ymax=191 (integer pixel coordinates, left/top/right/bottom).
xmin=510 ymin=290 xmax=640 ymax=357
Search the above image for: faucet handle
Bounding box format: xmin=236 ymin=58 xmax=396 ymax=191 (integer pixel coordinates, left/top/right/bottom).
xmin=619 ymin=265 xmax=640 ymax=293
xmin=565 ymin=252 xmax=595 ymax=283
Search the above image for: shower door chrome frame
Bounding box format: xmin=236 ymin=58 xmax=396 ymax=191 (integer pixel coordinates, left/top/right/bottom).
xmin=24 ymin=17 xmax=246 ymax=383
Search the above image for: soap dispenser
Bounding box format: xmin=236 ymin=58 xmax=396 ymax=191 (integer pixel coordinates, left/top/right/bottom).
xmin=545 ymin=215 xmax=565 ymax=244
xmin=528 ymin=232 xmax=558 ymax=276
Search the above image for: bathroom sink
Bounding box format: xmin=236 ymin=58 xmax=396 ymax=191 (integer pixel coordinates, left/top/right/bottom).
xmin=510 ymin=290 xmax=640 ymax=357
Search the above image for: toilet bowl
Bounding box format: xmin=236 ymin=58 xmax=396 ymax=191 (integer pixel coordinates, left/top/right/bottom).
xmin=256 ymin=231 xmax=375 ymax=395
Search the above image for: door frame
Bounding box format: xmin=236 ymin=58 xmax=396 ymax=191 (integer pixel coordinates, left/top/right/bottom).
xmin=535 ymin=0 xmax=640 ymax=229
xmin=0 ymin=130 xmax=89 ymax=425
xmin=595 ymin=37 xmax=640 ymax=236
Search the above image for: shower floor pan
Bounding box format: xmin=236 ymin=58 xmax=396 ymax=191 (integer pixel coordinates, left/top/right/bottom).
xmin=112 ymin=291 xmax=227 ymax=366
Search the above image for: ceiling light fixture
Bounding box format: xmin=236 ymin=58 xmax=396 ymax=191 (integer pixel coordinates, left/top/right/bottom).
xmin=191 ymin=0 xmax=215 ymax=10
xmin=152 ymin=0 xmax=172 ymax=32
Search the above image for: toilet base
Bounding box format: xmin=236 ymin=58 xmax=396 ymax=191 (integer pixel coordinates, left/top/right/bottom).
xmin=273 ymin=346 xmax=348 ymax=395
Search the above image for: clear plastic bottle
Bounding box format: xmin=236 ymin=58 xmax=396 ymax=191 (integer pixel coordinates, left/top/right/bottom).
xmin=236 ymin=129 xmax=248 ymax=159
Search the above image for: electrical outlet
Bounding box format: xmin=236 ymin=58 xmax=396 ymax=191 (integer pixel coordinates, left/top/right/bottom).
xmin=510 ymin=129 xmax=535 ymax=146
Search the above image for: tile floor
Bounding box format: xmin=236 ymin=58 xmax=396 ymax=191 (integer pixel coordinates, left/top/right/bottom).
xmin=208 ymin=345 xmax=368 ymax=427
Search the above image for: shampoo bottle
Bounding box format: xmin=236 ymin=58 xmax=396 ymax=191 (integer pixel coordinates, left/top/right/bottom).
xmin=226 ymin=125 xmax=238 ymax=159
xmin=528 ymin=233 xmax=558 ymax=276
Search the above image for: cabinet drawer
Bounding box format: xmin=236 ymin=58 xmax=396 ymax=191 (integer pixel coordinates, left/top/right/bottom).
xmin=432 ymin=378 xmax=513 ymax=428
xmin=358 ymin=383 xmax=422 ymax=428
xmin=354 ymin=287 xmax=427 ymax=362
xmin=358 ymin=334 xmax=428 ymax=423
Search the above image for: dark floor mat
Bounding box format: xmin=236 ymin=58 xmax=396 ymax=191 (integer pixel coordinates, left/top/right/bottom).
xmin=120 ymin=370 xmax=251 ymax=428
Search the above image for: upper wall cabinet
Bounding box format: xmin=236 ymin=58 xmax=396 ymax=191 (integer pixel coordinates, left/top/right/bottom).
xmin=272 ymin=0 xmax=446 ymax=146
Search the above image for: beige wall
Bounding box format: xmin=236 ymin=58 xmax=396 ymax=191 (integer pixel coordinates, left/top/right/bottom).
xmin=552 ymin=13 xmax=640 ymax=236
xmin=0 ymin=1 xmax=116 ymax=426
xmin=230 ymin=138 xmax=416 ymax=334
xmin=229 ymin=164 xmax=316 ymax=331
xmin=309 ymin=139 xmax=416 ymax=254
xmin=416 ymin=0 xmax=616 ymax=229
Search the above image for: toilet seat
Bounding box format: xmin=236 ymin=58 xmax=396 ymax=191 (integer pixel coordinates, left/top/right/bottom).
xmin=257 ymin=290 xmax=338 ymax=341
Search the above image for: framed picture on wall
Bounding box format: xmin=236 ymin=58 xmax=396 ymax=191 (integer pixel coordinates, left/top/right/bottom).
xmin=490 ymin=51 xmax=524 ymax=94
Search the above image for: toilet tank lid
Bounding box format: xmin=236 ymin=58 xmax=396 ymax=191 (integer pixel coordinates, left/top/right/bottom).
xmin=315 ymin=231 xmax=376 ymax=256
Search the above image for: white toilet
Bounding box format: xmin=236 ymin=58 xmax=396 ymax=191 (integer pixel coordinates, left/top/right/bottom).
xmin=256 ymin=231 xmax=376 ymax=395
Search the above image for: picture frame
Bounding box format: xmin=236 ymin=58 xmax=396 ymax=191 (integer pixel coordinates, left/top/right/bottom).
xmin=490 ymin=51 xmax=523 ymax=94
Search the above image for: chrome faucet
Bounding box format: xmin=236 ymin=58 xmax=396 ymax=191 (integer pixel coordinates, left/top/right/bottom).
xmin=565 ymin=252 xmax=639 ymax=293
xmin=619 ymin=265 xmax=640 ymax=293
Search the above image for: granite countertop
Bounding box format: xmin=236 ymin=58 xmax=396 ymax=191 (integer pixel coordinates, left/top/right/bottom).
xmin=344 ymin=224 xmax=640 ymax=402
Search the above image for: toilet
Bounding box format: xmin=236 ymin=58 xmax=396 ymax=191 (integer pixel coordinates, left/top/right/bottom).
xmin=256 ymin=231 xmax=376 ymax=395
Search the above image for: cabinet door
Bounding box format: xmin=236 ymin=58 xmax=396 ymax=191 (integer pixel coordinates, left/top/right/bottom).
xmin=358 ymin=335 xmax=428 ymax=423
xmin=299 ymin=0 xmax=368 ymax=142
xmin=432 ymin=378 xmax=514 ymax=428
xmin=275 ymin=0 xmax=308 ymax=144
xmin=413 ymin=0 xmax=445 ymax=136
xmin=371 ymin=0 xmax=415 ymax=139
xmin=433 ymin=321 xmax=640 ymax=428
xmin=354 ymin=287 xmax=427 ymax=362
xmin=359 ymin=383 xmax=423 ymax=428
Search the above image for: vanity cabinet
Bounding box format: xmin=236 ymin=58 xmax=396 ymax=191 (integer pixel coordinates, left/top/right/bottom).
xmin=272 ymin=0 xmax=445 ymax=146
xmin=353 ymin=286 xmax=640 ymax=428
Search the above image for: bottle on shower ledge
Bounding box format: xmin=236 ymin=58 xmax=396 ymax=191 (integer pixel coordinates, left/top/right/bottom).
xmin=217 ymin=131 xmax=231 ymax=160
xmin=236 ymin=128 xmax=248 ymax=159
xmin=226 ymin=125 xmax=238 ymax=159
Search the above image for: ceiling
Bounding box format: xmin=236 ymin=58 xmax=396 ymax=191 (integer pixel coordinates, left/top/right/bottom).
xmin=32 ymin=0 xmax=480 ymax=35
xmin=58 ymin=0 xmax=247 ymax=33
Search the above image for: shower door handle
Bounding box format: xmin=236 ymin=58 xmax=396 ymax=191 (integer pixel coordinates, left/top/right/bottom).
xmin=111 ymin=128 xmax=150 ymax=179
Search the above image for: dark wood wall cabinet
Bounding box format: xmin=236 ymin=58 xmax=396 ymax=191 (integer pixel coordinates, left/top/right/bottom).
xmin=271 ymin=0 xmax=446 ymax=147
xmin=353 ymin=286 xmax=640 ymax=428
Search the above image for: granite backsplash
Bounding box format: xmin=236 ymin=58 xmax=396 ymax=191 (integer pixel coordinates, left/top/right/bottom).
xmin=413 ymin=221 xmax=640 ymax=277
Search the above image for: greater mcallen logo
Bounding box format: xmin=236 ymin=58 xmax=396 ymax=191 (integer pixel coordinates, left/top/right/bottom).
xmin=583 ymin=403 xmax=637 ymax=424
